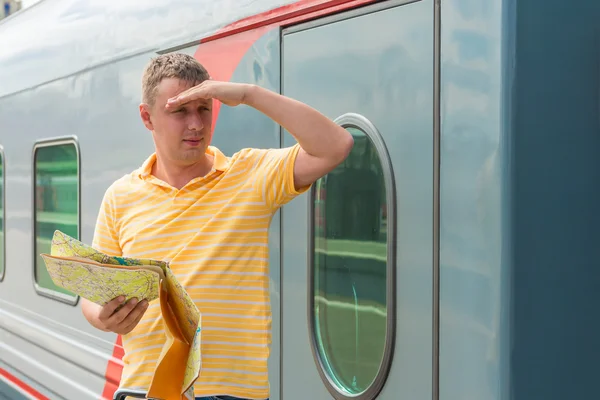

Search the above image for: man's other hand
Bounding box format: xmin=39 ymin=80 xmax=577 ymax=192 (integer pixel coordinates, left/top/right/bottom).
xmin=82 ymin=296 xmax=149 ymax=335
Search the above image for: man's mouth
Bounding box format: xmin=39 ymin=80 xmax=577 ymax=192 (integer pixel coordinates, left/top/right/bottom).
xmin=183 ymin=138 xmax=202 ymax=146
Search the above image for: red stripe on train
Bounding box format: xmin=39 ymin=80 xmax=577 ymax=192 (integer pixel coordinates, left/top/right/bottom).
xmin=0 ymin=367 xmax=50 ymax=400
xmin=195 ymin=0 xmax=378 ymax=139
xmin=101 ymin=335 xmax=125 ymax=400
xmin=194 ymin=25 xmax=272 ymax=139
xmin=201 ymin=0 xmax=379 ymax=43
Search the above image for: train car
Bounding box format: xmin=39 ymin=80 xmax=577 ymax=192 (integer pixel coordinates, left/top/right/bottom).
xmin=1 ymin=0 xmax=599 ymax=399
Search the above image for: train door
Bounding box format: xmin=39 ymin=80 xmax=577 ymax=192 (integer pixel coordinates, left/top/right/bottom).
xmin=280 ymin=1 xmax=434 ymax=399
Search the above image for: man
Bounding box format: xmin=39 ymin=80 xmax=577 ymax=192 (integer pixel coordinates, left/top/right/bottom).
xmin=81 ymin=53 xmax=353 ymax=400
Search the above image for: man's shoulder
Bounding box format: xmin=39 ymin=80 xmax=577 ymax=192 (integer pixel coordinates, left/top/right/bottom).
xmin=227 ymin=146 xmax=297 ymax=168
xmin=224 ymin=147 xmax=266 ymax=172
xmin=102 ymin=170 xmax=144 ymax=200
xmin=229 ymin=147 xmax=267 ymax=160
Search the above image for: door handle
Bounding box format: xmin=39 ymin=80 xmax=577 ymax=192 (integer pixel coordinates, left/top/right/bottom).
xmin=113 ymin=388 xmax=150 ymax=400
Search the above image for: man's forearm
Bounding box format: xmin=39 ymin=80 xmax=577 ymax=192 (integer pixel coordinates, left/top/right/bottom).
xmin=243 ymin=84 xmax=353 ymax=161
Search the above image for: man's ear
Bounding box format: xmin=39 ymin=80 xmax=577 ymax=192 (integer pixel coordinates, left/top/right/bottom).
xmin=139 ymin=103 xmax=154 ymax=131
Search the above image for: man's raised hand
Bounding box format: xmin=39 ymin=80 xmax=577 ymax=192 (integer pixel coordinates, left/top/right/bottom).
xmin=166 ymin=80 xmax=252 ymax=108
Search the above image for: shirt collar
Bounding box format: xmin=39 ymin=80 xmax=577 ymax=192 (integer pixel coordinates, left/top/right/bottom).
xmin=209 ymin=146 xmax=230 ymax=172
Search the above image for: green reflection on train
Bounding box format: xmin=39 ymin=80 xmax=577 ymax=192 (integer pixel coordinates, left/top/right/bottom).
xmin=313 ymin=127 xmax=389 ymax=395
xmin=34 ymin=143 xmax=78 ymax=296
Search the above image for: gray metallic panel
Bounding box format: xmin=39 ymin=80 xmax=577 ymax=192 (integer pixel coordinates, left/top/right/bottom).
xmin=0 ymin=0 xmax=296 ymax=98
xmin=0 ymin=302 xmax=110 ymax=399
xmin=432 ymin=0 xmax=440 ymax=397
xmin=439 ymin=0 xmax=508 ymax=399
xmin=0 ymin=298 xmax=117 ymax=380
xmin=281 ymin=1 xmax=434 ymax=399
xmin=0 ymin=144 xmax=4 ymax=283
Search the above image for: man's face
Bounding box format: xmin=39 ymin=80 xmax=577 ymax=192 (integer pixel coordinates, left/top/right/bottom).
xmin=140 ymin=78 xmax=213 ymax=166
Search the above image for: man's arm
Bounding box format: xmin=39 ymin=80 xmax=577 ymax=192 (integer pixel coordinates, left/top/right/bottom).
xmin=166 ymin=81 xmax=354 ymax=189
xmin=243 ymin=85 xmax=354 ymax=189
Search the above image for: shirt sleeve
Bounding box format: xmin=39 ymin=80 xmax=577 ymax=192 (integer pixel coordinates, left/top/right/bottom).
xmin=249 ymin=143 xmax=312 ymax=210
xmin=91 ymin=186 xmax=122 ymax=256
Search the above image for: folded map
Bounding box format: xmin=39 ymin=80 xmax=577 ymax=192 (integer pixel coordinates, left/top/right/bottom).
xmin=40 ymin=230 xmax=201 ymax=400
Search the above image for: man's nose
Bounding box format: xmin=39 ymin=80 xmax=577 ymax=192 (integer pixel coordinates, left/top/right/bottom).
xmin=188 ymin=113 xmax=204 ymax=131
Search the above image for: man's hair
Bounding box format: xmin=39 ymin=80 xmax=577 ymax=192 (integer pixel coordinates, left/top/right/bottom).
xmin=141 ymin=53 xmax=210 ymax=106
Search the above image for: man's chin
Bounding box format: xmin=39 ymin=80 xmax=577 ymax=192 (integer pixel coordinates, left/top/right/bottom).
xmin=178 ymin=148 xmax=207 ymax=162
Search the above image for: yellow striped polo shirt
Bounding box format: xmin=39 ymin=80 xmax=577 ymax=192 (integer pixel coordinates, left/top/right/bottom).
xmin=92 ymin=144 xmax=308 ymax=399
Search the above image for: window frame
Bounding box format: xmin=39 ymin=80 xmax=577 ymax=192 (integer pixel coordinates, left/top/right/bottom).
xmin=306 ymin=112 xmax=397 ymax=400
xmin=32 ymin=136 xmax=81 ymax=305
xmin=0 ymin=144 xmax=5 ymax=283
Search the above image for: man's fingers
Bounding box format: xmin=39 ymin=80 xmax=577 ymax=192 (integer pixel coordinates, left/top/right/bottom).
xmin=115 ymin=299 xmax=148 ymax=329
xmin=121 ymin=302 xmax=149 ymax=333
xmin=167 ymin=89 xmax=196 ymax=106
xmin=121 ymin=300 xmax=148 ymax=327
xmin=166 ymin=83 xmax=213 ymax=108
xmin=167 ymin=92 xmax=200 ymax=107
xmin=98 ymin=296 xmax=125 ymax=321
xmin=106 ymin=297 xmax=140 ymax=327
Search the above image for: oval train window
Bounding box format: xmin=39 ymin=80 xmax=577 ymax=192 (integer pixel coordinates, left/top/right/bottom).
xmin=32 ymin=137 xmax=80 ymax=305
xmin=309 ymin=113 xmax=396 ymax=399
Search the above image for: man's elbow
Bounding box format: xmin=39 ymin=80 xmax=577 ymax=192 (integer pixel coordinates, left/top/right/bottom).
xmin=332 ymin=129 xmax=354 ymax=165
